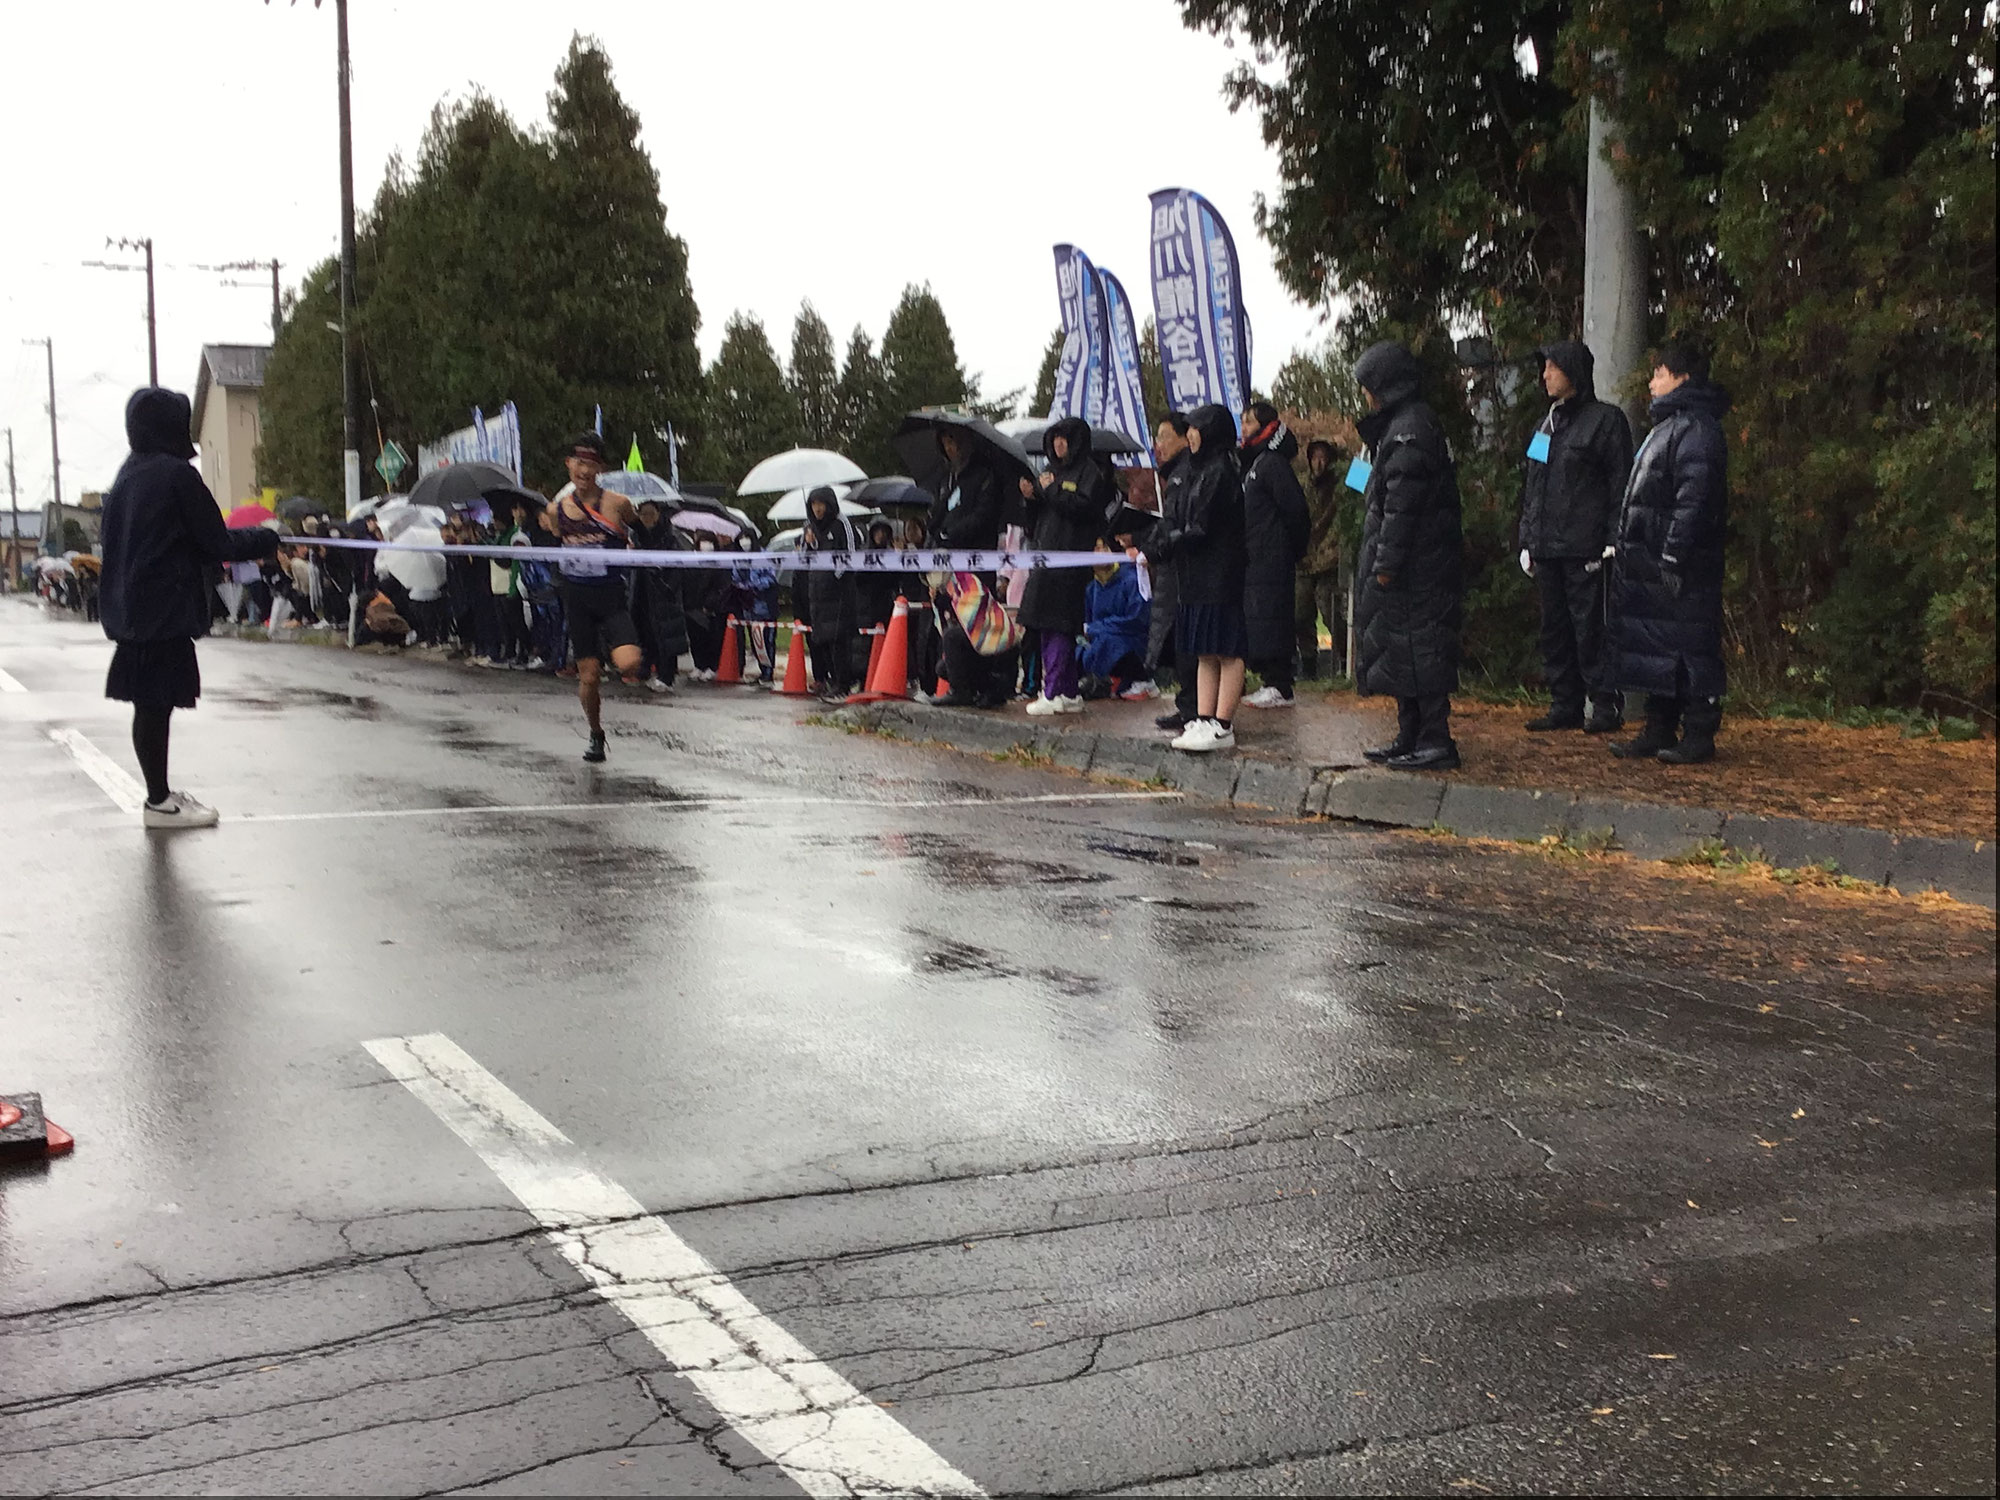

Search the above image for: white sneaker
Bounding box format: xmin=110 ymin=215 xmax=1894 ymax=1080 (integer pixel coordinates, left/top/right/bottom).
xmin=524 ymin=656 xmax=547 ymax=671
xmin=143 ymin=792 xmax=220 ymax=830
xmin=645 ymin=674 xmax=672 ymax=694
xmin=1208 ymin=723 xmax=1237 ymax=749
xmin=1243 ymin=685 xmax=1295 ymax=709
xmin=1055 ymin=694 xmax=1085 ymax=714
xmin=1025 ymin=695 xmax=1063 ymax=716
xmin=1171 ymin=719 xmax=1220 ymax=752
xmin=1118 ymin=680 xmax=1161 ymax=701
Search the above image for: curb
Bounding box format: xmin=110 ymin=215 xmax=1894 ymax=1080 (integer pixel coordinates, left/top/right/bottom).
xmin=826 ymin=701 xmax=1997 ymax=910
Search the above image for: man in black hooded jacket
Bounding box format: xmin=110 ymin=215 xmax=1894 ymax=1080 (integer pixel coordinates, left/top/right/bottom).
xmin=99 ymin=386 xmax=280 ymax=828
xmin=1351 ymin=343 xmax=1464 ymax=771
xmin=1607 ymin=341 xmax=1731 ymax=765
xmin=1518 ymin=341 xmax=1633 ymax=733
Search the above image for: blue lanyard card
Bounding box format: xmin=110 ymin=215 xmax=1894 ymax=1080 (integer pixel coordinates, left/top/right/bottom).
xmin=1344 ymin=457 xmax=1372 ymax=492
xmin=1527 ymin=431 xmax=1552 ymax=463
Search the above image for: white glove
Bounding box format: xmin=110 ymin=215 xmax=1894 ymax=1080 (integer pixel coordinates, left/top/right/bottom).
xmin=1602 ymin=544 xmax=1616 ymax=559
xmin=1583 ymin=558 xmax=1602 ymax=575
xmin=1518 ymin=548 xmax=1533 ymax=577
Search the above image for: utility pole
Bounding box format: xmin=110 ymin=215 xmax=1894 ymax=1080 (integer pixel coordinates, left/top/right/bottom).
xmin=336 ymin=0 xmax=361 ymax=515
xmin=1583 ymin=77 xmax=1649 ymax=427
xmin=84 ymin=236 xmax=158 ymax=387
xmin=22 ymin=339 xmax=61 ymax=511
xmin=6 ymin=428 xmax=18 ymax=589
xmin=198 ymin=257 xmax=284 ymax=341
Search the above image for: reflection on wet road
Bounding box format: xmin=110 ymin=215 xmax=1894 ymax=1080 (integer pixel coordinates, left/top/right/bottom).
xmin=1 ymin=601 xmax=1993 ymax=1496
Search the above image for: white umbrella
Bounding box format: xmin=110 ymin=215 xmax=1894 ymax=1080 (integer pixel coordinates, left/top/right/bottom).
xmin=764 ymin=483 xmax=872 ymax=524
xmin=378 ymin=526 xmax=447 ymax=600
xmin=736 ymin=447 xmax=866 ymax=496
xmin=376 ymin=501 xmax=449 ymax=540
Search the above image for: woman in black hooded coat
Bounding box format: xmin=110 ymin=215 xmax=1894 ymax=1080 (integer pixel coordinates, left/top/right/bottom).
xmin=1138 ymin=403 xmax=1247 ymax=751
xmin=1238 ymin=401 xmax=1312 ymax=705
xmin=801 ymin=486 xmax=860 ymax=694
xmin=1351 ymin=341 xmax=1464 ymax=770
xmin=1019 ymin=416 xmax=1114 ymax=711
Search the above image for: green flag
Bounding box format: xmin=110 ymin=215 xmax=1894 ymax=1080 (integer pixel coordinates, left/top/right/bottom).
xmin=626 ymin=435 xmax=643 ymax=474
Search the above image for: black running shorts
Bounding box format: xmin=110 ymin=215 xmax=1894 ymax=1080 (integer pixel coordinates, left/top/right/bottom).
xmin=561 ymin=580 xmax=638 ymax=662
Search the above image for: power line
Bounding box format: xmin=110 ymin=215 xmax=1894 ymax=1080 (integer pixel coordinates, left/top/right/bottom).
xmin=83 ymin=237 xmax=157 ymax=386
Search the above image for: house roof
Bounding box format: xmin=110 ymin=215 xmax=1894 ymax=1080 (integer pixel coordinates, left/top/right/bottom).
xmin=191 ymin=343 xmax=271 ymax=434
xmin=0 ymin=510 xmax=44 ymax=540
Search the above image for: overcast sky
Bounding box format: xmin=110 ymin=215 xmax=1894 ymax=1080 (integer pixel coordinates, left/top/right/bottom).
xmin=0 ymin=0 xmax=1328 ymax=501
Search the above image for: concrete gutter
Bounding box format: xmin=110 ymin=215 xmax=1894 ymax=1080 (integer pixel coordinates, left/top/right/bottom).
xmin=827 ymin=700 xmax=1997 ymax=910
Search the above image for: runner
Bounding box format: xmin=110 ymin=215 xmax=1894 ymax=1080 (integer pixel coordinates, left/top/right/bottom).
xmin=552 ymin=432 xmax=644 ymax=762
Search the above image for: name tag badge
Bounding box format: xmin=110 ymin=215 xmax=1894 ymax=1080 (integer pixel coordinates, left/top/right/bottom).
xmin=1527 ymin=431 xmax=1552 ymax=463
xmin=1343 ymin=458 xmax=1372 ymax=492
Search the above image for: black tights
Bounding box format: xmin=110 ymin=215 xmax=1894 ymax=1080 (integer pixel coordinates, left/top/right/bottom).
xmin=132 ymin=705 xmax=173 ymax=805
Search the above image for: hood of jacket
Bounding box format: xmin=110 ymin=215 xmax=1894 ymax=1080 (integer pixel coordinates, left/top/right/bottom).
xmin=1241 ymin=418 xmax=1299 ymax=467
xmin=804 ymin=486 xmax=848 ymax=542
xmin=126 ymin=386 xmax=197 ymax=462
xmin=865 ymin=519 xmax=896 ymax=549
xmin=1538 ymin=341 xmax=1596 ymax=403
xmin=1353 ymin=342 xmax=1423 ymax=416
xmin=1649 ymin=378 xmax=1732 ymax=425
xmin=1187 ymin=404 xmax=1238 ymax=462
xmin=1044 ymin=416 xmax=1094 ymax=472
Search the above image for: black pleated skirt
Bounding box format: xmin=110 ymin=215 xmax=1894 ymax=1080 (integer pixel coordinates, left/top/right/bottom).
xmin=105 ymin=638 xmax=201 ymax=708
xmin=1175 ymin=603 xmax=1249 ymax=661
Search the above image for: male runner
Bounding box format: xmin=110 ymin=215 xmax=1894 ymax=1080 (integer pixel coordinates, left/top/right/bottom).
xmin=552 ymin=431 xmax=644 ymax=762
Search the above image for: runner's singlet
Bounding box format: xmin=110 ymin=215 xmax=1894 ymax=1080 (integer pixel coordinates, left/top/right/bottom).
xmin=554 ymin=495 xmax=629 ymax=582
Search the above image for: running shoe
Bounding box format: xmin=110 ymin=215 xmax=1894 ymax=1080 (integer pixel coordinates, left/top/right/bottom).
xmin=645 ymin=675 xmax=673 ymax=694
xmin=582 ymin=732 xmax=607 ymax=763
xmin=1242 ymin=686 xmax=1295 ymax=709
xmin=142 ymin=792 xmax=220 ymax=830
xmin=1118 ymin=680 xmax=1161 ymax=700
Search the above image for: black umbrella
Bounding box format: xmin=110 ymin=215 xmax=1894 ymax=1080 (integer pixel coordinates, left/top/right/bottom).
xmin=893 ymin=412 xmax=1037 ymax=505
xmin=844 ymin=476 xmax=932 ymax=512
xmin=275 ymin=495 xmax=329 ymax=522
xmin=483 ymin=482 xmax=547 ymax=514
xmin=1018 ymin=421 xmax=1147 ymax=458
xmin=405 ymin=461 xmax=520 ymax=512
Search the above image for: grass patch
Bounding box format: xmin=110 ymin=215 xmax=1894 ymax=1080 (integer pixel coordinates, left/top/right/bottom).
xmin=989 ymin=742 xmax=1055 ymax=769
xmin=1527 ymin=826 xmax=1619 ymax=858
xmin=1671 ymin=837 xmax=1879 ymax=891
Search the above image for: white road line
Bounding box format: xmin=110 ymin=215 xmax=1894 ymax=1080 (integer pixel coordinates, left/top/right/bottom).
xmin=236 ymin=789 xmax=1181 ymax=825
xmin=46 ymin=727 xmax=145 ymax=813
xmin=0 ymin=666 xmax=26 ymax=693
xmin=363 ymin=1033 xmax=983 ymax=1498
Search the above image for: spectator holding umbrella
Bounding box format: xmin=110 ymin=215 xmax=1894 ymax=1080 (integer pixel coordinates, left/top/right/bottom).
xmin=97 ymin=386 xmax=280 ymax=828
xmin=1238 ymin=401 xmax=1312 ymax=708
xmin=1607 ymin=340 xmax=1731 ymax=765
xmin=1517 ymin=341 xmax=1634 ymax=734
xmin=1020 ymin=417 xmax=1114 ymax=716
xmin=1352 ymin=342 xmax=1465 ymax=771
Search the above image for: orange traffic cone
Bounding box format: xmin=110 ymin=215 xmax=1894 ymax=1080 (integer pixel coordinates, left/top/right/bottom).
xmin=716 ymin=615 xmax=743 ymax=684
xmin=847 ymin=597 xmax=910 ymax=703
xmin=779 ymin=623 xmax=811 ymax=696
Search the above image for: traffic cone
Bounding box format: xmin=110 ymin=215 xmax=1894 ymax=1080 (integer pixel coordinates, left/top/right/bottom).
xmin=715 ymin=615 xmax=743 ymax=684
xmin=847 ymin=596 xmax=911 ymax=703
xmin=779 ymin=623 xmax=811 ymax=696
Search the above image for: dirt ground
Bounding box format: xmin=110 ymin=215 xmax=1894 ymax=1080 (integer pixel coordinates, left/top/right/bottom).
xmin=1422 ymin=697 xmax=1997 ymax=842
xmin=1379 ymin=831 xmax=1998 ymax=1013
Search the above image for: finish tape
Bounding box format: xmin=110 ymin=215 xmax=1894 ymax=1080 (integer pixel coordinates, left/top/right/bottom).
xmin=297 ymin=535 xmax=1131 ymax=575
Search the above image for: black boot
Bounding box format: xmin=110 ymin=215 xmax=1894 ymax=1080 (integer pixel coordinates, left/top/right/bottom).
xmin=1658 ymin=698 xmax=1719 ymax=764
xmin=1525 ymin=710 xmax=1585 ymax=732
xmin=1609 ymin=718 xmax=1677 ymax=759
xmin=1363 ymin=739 xmax=1415 ymax=763
xmin=1385 ymin=743 xmax=1460 ymax=772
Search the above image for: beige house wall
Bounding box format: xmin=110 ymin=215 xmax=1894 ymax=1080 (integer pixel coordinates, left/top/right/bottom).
xmin=197 ymin=386 xmax=262 ymax=508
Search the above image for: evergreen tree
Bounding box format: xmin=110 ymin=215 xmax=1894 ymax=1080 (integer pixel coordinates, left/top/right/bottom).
xmin=834 ymin=327 xmax=894 ymax=476
xmin=1137 ymin=317 xmax=1167 ymax=428
xmin=259 ymin=36 xmax=704 ymax=500
xmin=1030 ymin=328 xmax=1062 ymax=418
xmin=787 ymin=301 xmax=841 ymax=449
xmin=696 ymin=312 xmax=801 ymax=495
xmin=880 ymin=284 xmax=971 ymax=416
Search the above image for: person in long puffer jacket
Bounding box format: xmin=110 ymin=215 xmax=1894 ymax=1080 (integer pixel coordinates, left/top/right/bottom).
xmin=1351 ymin=342 xmax=1465 ymax=771
xmin=1020 ymin=416 xmax=1115 ymax=715
xmin=1237 ymin=401 xmax=1311 ymax=707
xmin=1606 ymin=341 xmax=1731 ymax=765
xmin=801 ymin=486 xmax=860 ymax=696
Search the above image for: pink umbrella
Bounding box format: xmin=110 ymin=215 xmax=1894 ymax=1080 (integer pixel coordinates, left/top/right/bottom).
xmin=225 ymin=504 xmax=275 ymax=529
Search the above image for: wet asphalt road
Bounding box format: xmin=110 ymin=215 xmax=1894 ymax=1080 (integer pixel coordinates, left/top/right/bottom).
xmin=1 ymin=598 xmax=1992 ymax=1496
